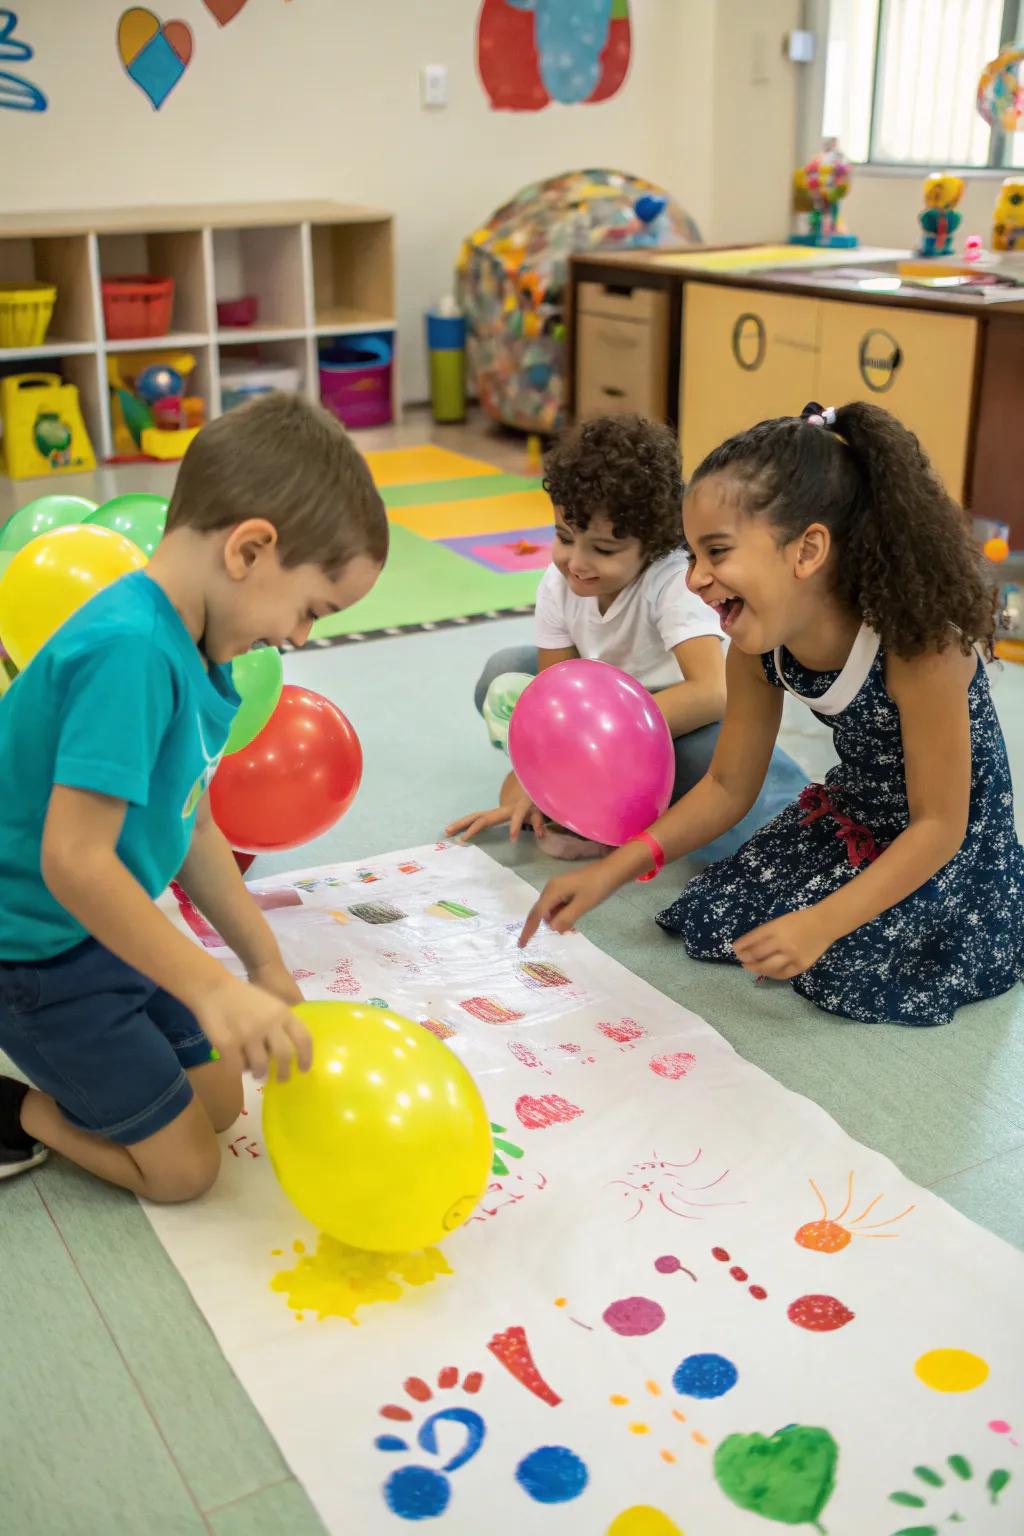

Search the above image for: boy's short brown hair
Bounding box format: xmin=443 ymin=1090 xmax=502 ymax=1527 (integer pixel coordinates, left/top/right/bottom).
xmin=542 ymin=414 xmax=684 ymax=563
xmin=165 ymin=393 xmax=388 ymax=572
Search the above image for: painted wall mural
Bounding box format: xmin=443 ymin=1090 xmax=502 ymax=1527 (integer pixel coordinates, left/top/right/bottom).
xmin=477 ymin=0 xmax=632 ymax=112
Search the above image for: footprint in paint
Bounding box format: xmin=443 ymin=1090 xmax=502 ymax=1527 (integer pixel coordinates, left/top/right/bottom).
xmin=375 ymin=1369 xmax=590 ymax=1519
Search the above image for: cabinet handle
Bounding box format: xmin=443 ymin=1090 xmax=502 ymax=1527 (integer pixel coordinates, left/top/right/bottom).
xmin=598 ymin=329 xmax=639 ymax=350
xmin=601 ymin=385 xmax=626 ymax=398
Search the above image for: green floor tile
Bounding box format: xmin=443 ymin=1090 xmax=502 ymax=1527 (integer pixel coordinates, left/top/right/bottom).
xmin=929 ymin=1143 xmax=1024 ymax=1248
xmin=33 ymin=1158 xmax=290 ymax=1513
xmin=208 ymin=1479 xmax=327 ymax=1536
xmin=1 ymin=1175 xmax=206 ymax=1536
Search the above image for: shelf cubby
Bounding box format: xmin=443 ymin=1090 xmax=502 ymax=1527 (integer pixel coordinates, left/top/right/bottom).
xmin=0 ymin=202 xmax=396 ymax=468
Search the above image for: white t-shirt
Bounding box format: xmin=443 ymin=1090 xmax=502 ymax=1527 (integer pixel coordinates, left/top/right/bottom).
xmin=533 ymin=552 xmax=723 ymax=691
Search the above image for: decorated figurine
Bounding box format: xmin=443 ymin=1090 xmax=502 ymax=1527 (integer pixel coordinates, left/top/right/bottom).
xmin=791 ymin=139 xmax=857 ymax=248
xmin=918 ymin=172 xmax=964 ymax=257
xmin=992 ymin=177 xmax=1024 ymax=253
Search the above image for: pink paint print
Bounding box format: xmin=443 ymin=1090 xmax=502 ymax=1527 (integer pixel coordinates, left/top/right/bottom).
xmin=649 ymin=1051 xmax=697 ymax=1080
xmin=597 ymin=1018 xmax=647 ymax=1045
xmin=515 ymin=1094 xmax=583 ymax=1130
xmin=461 ymin=997 xmax=525 ymax=1024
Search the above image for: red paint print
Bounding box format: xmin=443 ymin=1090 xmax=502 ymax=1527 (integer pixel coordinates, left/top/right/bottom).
xmin=650 ymin=1051 xmax=696 ymax=1080
xmin=404 ymin=1377 xmax=432 ymax=1402
xmin=508 ymin=1041 xmax=550 ymax=1073
xmin=787 ymin=1294 xmax=855 ymax=1333
xmin=515 ymin=1094 xmax=584 ymax=1130
xmin=712 ymin=1246 xmax=767 ymax=1300
xmin=379 ymin=1368 xmax=485 ymax=1425
xmin=438 ymin=1367 xmax=458 ymax=1389
xmin=487 ymin=1326 xmax=561 ymax=1406
xmin=597 ymin=1018 xmax=646 ymax=1045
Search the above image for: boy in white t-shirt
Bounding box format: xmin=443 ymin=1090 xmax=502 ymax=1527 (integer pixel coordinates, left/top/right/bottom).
xmin=448 ymin=415 xmax=806 ymax=858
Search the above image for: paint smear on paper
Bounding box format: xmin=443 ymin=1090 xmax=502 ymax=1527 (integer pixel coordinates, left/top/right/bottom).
xmin=271 ymin=1235 xmax=451 ymax=1323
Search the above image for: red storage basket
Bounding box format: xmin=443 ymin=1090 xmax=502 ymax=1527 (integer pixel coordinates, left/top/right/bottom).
xmin=102 ymin=275 xmax=175 ymax=340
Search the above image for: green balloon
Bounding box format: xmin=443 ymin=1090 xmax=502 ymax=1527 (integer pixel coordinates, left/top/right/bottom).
xmin=0 ymin=493 xmax=97 ymax=555
xmin=225 ymin=646 xmax=284 ymax=756
xmin=86 ymin=493 xmax=168 ymax=559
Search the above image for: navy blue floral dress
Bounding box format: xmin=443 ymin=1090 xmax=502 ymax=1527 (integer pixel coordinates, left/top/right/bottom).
xmin=657 ymin=629 xmax=1024 ymax=1026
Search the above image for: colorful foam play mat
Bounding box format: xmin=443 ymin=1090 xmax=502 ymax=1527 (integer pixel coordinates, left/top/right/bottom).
xmin=152 ymin=844 xmax=1024 ymax=1534
xmin=307 ymin=446 xmax=551 ymax=646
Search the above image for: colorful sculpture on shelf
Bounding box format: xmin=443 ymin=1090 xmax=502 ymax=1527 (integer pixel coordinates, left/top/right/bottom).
xmin=456 ymin=169 xmax=699 ymax=433
xmin=791 ymin=139 xmax=856 ymax=248
xmin=918 ymin=172 xmax=964 ymax=257
xmin=977 ymin=42 xmax=1024 ymax=131
xmin=992 ymin=177 xmax=1024 ymax=252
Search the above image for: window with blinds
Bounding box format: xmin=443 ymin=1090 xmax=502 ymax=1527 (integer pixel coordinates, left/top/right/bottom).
xmin=823 ymin=0 xmax=1024 ymax=168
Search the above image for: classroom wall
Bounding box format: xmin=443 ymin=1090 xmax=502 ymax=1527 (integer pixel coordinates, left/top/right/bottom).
xmin=845 ymin=172 xmax=1011 ymax=253
xmin=4 ymin=0 xmax=803 ymax=402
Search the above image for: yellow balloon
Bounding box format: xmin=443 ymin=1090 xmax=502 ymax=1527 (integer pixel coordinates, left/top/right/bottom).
xmin=263 ymin=1002 xmax=493 ymax=1252
xmin=0 ymin=523 xmax=146 ymax=670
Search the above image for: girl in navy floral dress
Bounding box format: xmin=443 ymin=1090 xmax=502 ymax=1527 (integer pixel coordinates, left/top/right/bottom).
xmin=520 ymin=402 xmax=1023 ymax=1027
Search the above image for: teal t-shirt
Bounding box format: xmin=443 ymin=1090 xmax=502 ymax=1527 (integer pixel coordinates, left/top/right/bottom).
xmin=0 ymin=571 xmax=239 ymax=960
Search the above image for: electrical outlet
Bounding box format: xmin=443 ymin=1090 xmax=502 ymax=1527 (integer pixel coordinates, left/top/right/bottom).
xmin=421 ymin=63 xmax=448 ymax=109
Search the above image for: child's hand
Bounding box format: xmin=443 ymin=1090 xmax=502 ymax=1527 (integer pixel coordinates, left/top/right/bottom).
xmin=194 ymin=974 xmax=313 ymax=1081
xmin=519 ymin=860 xmax=621 ymax=946
xmin=446 ymin=795 xmax=545 ymax=845
xmin=732 ymin=908 xmax=834 ymax=980
xmin=247 ymin=957 xmax=304 ymax=1008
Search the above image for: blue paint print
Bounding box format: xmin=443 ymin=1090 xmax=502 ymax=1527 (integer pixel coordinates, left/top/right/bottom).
xmin=534 ymin=0 xmax=613 ymax=104
xmin=377 ymin=1405 xmax=487 ymax=1522
xmin=673 ymin=1352 xmax=739 ymax=1400
xmin=384 ymin=1465 xmax=451 ymax=1521
xmin=515 ymin=1445 xmax=590 ymax=1504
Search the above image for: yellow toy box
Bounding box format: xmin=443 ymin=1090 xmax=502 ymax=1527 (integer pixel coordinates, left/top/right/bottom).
xmin=1 ymin=371 xmax=96 ymax=479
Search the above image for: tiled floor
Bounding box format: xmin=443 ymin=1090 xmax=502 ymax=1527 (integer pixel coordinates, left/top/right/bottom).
xmin=1 ymin=412 xmax=1022 ymax=1534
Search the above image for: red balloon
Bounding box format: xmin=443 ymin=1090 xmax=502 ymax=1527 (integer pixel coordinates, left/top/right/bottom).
xmin=210 ymin=685 xmax=362 ymax=854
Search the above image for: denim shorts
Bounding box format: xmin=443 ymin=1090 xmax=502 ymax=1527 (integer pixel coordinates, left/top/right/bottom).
xmin=0 ymin=938 xmax=213 ymax=1145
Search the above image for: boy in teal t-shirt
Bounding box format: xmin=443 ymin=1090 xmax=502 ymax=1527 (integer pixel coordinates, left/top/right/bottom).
xmin=0 ymin=394 xmax=386 ymax=1200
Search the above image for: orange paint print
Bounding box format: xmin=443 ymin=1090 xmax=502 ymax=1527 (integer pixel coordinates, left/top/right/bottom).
xmin=795 ymin=1172 xmax=914 ymax=1254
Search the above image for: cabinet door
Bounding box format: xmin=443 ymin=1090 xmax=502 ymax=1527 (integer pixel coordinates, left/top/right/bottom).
xmin=680 ymin=283 xmax=820 ymax=474
xmin=816 ymin=299 xmax=977 ymax=498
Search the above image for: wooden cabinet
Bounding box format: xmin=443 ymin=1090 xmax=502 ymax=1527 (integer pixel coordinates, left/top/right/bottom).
xmin=816 ymin=299 xmax=976 ymax=496
xmin=680 ymin=285 xmax=819 ymax=474
xmin=575 ymin=281 xmax=669 ymax=421
xmin=681 ymin=282 xmax=978 ymax=498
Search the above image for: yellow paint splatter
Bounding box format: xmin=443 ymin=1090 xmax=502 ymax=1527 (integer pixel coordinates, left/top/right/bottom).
xmin=270 ymin=1234 xmax=452 ymax=1323
xmin=645 ymin=1379 xmax=662 ymax=1396
xmin=914 ymin=1348 xmax=990 ymax=1394
xmin=671 ymin=1409 xmax=686 ymax=1422
xmin=610 ymin=1393 xmax=630 ymax=1405
xmin=270 ymin=1248 xmax=283 ymax=1256
xmin=554 ymin=1297 xmax=568 ymax=1307
xmin=628 ymin=1422 xmax=650 ymax=1435
xmin=691 ymin=1430 xmax=707 ymax=1446
xmin=659 ymin=1449 xmax=676 ymax=1465
xmin=292 ymin=1239 xmax=305 ymax=1254
xmin=606 ymin=1507 xmax=684 ymax=1536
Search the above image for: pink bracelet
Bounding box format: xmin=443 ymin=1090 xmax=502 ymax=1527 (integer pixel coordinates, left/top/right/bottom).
xmin=629 ymin=831 xmax=665 ymax=882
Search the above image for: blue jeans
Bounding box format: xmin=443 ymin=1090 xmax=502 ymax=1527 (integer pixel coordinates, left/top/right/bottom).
xmin=475 ymin=645 xmax=808 ymax=861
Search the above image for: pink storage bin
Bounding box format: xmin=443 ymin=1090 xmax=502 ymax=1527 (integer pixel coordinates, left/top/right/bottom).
xmin=318 ymin=334 xmax=393 ymax=430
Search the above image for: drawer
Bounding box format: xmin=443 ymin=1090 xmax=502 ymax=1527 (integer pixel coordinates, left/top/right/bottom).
xmin=578 ymin=280 xmax=667 ymax=325
xmin=576 ymin=312 xmax=669 ymax=420
xmin=816 ymin=299 xmax=977 ymax=499
xmin=680 ymin=283 xmax=820 ymax=474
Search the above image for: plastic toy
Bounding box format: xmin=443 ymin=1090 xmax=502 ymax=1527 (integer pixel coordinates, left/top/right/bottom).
xmin=963 ymin=234 xmax=984 ymax=262
xmin=791 ymin=139 xmax=856 ymax=248
xmin=0 ymin=282 xmax=55 ymax=348
xmin=106 ymin=348 xmax=205 ymax=460
xmin=918 ymin=173 xmax=964 ymax=257
xmin=992 ymin=177 xmax=1024 ymax=253
xmin=0 ymin=371 xmax=96 ymax=479
xmin=977 ymin=43 xmax=1024 ymax=131
xmin=457 ymin=169 xmax=700 ymax=433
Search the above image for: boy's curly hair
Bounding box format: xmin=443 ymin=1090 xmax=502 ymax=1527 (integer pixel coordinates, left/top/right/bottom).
xmin=689 ymin=401 xmax=999 ymax=659
xmin=542 ymin=414 xmax=684 ymax=563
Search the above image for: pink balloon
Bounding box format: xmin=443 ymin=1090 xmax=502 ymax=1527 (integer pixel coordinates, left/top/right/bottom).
xmin=508 ymin=659 xmax=674 ymax=845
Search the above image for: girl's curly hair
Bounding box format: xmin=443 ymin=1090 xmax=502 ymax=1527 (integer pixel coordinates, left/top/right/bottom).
xmin=688 ymin=401 xmax=999 ymax=659
xmin=542 ymin=414 xmax=684 ymax=563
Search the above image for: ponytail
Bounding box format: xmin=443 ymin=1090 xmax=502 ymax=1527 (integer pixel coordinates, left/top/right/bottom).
xmin=689 ymin=401 xmax=999 ymax=659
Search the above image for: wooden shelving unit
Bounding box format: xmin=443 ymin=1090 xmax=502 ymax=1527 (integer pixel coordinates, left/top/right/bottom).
xmin=0 ymin=201 xmax=397 ymax=463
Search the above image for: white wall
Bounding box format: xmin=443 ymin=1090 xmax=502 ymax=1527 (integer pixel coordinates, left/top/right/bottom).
xmin=3 ymin=1 xmax=806 ymax=399
xmin=845 ymin=171 xmax=1013 ymax=252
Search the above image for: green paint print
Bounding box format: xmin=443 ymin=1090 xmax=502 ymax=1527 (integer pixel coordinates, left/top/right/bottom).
xmin=490 ymin=1124 xmax=525 ymax=1177
xmin=714 ymin=1424 xmax=838 ymax=1531
xmin=888 ymin=1454 xmax=1011 ymax=1533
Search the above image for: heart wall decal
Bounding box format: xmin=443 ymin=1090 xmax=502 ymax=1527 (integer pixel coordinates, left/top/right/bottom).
xmin=203 ymin=0 xmax=250 ymax=23
xmin=117 ymin=7 xmax=192 ymax=109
